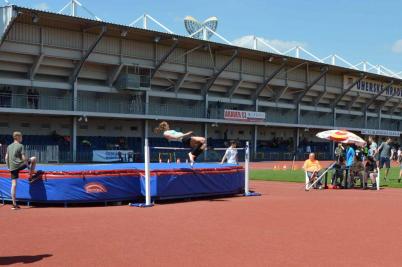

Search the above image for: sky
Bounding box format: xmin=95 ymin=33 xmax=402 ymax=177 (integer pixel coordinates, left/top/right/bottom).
xmin=6 ymin=0 xmax=402 ymax=73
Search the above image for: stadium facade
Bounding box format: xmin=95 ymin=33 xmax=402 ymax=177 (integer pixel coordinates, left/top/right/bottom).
xmin=0 ymin=5 xmax=400 ymax=162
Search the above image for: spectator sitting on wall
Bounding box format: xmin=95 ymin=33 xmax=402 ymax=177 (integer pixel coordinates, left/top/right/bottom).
xmin=303 ymin=153 xmax=323 ymax=189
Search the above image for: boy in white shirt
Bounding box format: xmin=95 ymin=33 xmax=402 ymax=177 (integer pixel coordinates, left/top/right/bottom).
xmin=221 ymin=141 xmax=238 ymax=165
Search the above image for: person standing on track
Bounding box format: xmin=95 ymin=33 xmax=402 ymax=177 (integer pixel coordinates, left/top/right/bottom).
xmin=220 ymin=140 xmax=238 ymax=164
xmin=397 ymin=147 xmax=402 ymax=183
xmin=155 ymin=121 xmax=206 ymax=165
xmin=345 ymin=144 xmax=355 ymax=188
xmin=5 ymin=131 xmax=37 ymax=210
xmin=375 ymin=137 xmax=392 ymax=181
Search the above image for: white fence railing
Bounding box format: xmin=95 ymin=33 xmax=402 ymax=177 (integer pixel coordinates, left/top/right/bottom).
xmin=25 ymin=145 xmax=59 ymax=163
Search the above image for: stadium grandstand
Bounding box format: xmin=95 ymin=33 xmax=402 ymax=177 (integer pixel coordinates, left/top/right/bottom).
xmin=0 ymin=4 xmax=400 ymax=163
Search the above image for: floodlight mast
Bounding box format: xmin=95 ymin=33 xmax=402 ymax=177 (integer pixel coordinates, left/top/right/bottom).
xmin=129 ymin=14 xmax=174 ymax=34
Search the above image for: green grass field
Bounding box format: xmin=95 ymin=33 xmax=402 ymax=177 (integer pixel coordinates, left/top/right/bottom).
xmin=250 ymin=167 xmax=402 ymax=188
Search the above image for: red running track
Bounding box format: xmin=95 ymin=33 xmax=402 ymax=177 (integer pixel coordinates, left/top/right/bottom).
xmin=248 ymin=160 xmax=400 ymax=170
xmin=1 ymin=181 xmax=402 ymax=267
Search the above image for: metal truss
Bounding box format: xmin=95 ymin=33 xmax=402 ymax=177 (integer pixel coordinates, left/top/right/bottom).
xmin=70 ymin=25 xmax=106 ymax=83
xmin=252 ymin=60 xmax=287 ymax=99
xmin=296 ymin=67 xmax=328 ymax=104
xmin=364 ymin=80 xmax=394 ymax=111
xmin=151 ymin=39 xmax=179 ymax=79
xmin=202 ymin=49 xmax=238 ymax=95
xmin=332 ymin=74 xmax=367 ymax=108
xmin=30 ymin=54 xmax=44 ymax=80
xmin=226 ymin=79 xmax=243 ymax=98
xmin=59 ymin=0 xmax=102 ymax=21
xmin=346 ymin=93 xmax=360 ymax=111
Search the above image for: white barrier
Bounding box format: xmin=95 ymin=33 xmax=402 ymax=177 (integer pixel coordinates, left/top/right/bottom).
xmin=305 ymin=164 xmax=380 ymax=191
xmin=131 ymin=140 xmax=259 ymax=207
xmin=25 ymin=145 xmax=59 ymax=163
xmin=305 ymin=162 xmax=336 ymax=191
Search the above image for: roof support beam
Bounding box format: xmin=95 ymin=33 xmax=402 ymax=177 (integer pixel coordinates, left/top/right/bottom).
xmin=108 ymin=63 xmax=124 ymax=87
xmin=314 ymin=91 xmax=326 ymax=107
xmin=0 ymin=10 xmax=21 ymax=48
xmin=379 ymin=86 xmax=400 ymax=110
xmin=364 ymin=80 xmax=394 ymax=111
xmin=253 ymin=61 xmax=287 ymax=100
xmin=29 ymin=53 xmax=44 ymax=80
xmin=313 ymin=72 xmax=327 ymax=106
xmin=388 ymin=98 xmax=402 ymax=115
xmin=151 ymin=39 xmax=179 ymax=79
xmin=202 ymin=49 xmax=238 ymax=95
xmin=226 ymin=79 xmax=243 ymax=98
xmin=174 ymin=72 xmax=189 ymax=93
xmin=332 ymin=74 xmax=366 ymax=108
xmin=296 ymin=67 xmax=328 ymax=104
xmin=347 ymin=93 xmax=360 ymax=111
xmin=70 ymin=25 xmax=107 ymax=83
xmin=274 ymin=86 xmax=289 ymax=102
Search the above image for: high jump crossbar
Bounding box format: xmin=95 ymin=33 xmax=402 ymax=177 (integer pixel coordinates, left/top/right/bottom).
xmin=150 ymin=147 xmax=246 ymax=151
xmin=131 ymin=140 xmax=259 ymax=207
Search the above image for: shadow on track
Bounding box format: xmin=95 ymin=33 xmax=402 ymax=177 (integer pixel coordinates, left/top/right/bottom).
xmin=0 ymin=254 xmax=52 ymax=265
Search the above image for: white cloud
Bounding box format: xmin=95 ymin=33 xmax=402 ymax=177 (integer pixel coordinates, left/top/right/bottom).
xmin=34 ymin=2 xmax=49 ymax=11
xmin=232 ymin=35 xmax=306 ymax=53
xmin=392 ymin=39 xmax=402 ymax=54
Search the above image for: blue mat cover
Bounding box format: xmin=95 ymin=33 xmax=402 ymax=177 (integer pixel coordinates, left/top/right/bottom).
xmin=0 ymin=163 xmax=244 ymax=203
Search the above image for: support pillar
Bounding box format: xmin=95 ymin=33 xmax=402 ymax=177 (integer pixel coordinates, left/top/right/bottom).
xmin=145 ymin=91 xmax=149 ymax=115
xmin=204 ymin=94 xmax=209 ymax=118
xmin=364 ymin=111 xmax=368 ymax=129
xmin=204 ymin=123 xmax=208 ymax=161
xmin=295 ymin=128 xmax=300 ymax=159
xmin=333 ymin=107 xmax=336 ymax=127
xmin=297 ymin=104 xmax=301 ymax=124
xmin=253 ymin=125 xmax=258 ymax=161
xmin=143 ymin=120 xmax=149 ymax=161
xmin=378 ymin=110 xmax=381 ymax=129
xmin=72 ymin=79 xmax=78 ymax=162
xmin=72 ymin=117 xmax=77 ymax=162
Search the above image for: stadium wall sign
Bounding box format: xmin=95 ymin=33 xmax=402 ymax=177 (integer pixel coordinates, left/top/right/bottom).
xmin=92 ymin=150 xmax=134 ymax=162
xmin=344 ymin=75 xmax=402 ymax=98
xmin=361 ymin=129 xmax=400 ymax=137
xmin=224 ymin=109 xmax=266 ymax=122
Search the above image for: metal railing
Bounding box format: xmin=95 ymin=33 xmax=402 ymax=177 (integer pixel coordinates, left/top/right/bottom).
xmin=148 ymin=102 xmax=204 ymax=118
xmin=0 ymin=93 xmax=72 ymax=111
xmin=255 ymin=151 xmax=332 ymax=161
xmin=0 ymin=93 xmax=400 ymax=131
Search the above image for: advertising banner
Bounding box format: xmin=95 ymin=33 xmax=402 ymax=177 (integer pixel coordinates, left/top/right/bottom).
xmin=224 ymin=109 xmax=266 ymax=122
xmin=92 ymin=150 xmax=134 ymax=162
